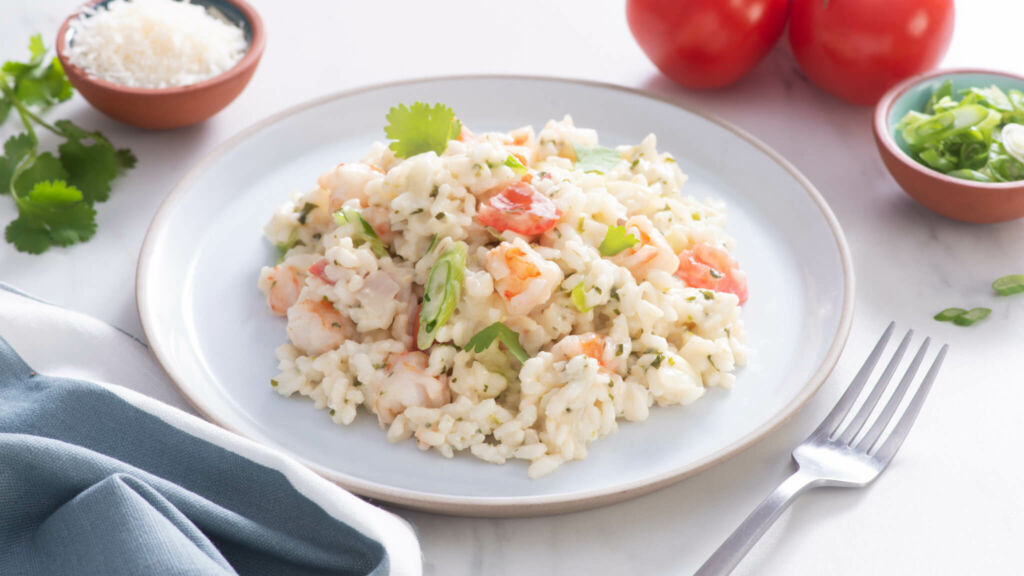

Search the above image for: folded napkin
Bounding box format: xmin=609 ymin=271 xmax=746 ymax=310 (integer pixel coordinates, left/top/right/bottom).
xmin=0 ymin=285 xmax=421 ymax=576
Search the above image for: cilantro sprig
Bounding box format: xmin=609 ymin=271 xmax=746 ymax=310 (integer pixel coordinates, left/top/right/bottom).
xmin=464 ymin=322 xmax=530 ymax=363
xmin=573 ymin=142 xmax=622 ymax=174
xmin=384 ymin=102 xmax=461 ymax=159
xmin=599 ymin=225 xmax=639 ymax=257
xmin=0 ymin=34 xmax=135 ymax=254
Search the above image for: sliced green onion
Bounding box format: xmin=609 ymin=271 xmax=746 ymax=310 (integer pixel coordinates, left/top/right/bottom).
xmin=333 ymin=208 xmax=388 ymax=257
xmin=953 ymin=307 xmax=991 ymax=326
xmin=417 ymin=241 xmax=467 ymax=349
xmin=571 ymin=283 xmax=592 ymax=312
xmin=934 ymin=308 xmax=967 ymax=322
xmin=946 ymin=168 xmax=992 ymax=182
xmin=993 ymin=274 xmax=1024 ymax=296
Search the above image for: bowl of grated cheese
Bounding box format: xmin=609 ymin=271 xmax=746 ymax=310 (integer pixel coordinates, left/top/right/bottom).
xmin=56 ymin=0 xmax=265 ymax=130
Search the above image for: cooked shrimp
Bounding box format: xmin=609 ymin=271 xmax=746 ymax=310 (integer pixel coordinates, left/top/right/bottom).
xmin=318 ymin=163 xmax=382 ymax=212
xmin=551 ymin=333 xmax=617 ymax=372
xmin=485 ymin=238 xmax=563 ymax=316
xmin=263 ymin=265 xmax=302 ymax=316
xmin=286 ymin=299 xmax=353 ymax=356
xmin=612 ymin=216 xmax=680 ymax=280
xmin=375 ymin=351 xmax=451 ymax=425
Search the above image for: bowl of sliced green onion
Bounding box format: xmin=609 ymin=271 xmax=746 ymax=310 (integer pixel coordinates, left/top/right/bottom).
xmin=874 ymin=69 xmax=1024 ymax=223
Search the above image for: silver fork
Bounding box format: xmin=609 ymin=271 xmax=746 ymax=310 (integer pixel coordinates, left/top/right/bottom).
xmin=695 ymin=323 xmax=948 ymax=576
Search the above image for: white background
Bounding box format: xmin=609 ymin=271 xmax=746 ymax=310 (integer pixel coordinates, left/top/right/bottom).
xmin=2 ymin=1 xmax=1023 ymax=574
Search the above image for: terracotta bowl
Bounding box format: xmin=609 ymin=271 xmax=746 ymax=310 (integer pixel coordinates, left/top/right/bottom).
xmin=56 ymin=0 xmax=265 ymax=130
xmin=874 ymin=69 xmax=1024 ymax=223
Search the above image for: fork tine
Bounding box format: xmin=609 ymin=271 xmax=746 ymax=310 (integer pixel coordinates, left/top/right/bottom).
xmin=811 ymin=322 xmax=895 ymax=438
xmin=872 ymin=344 xmax=949 ymax=462
xmin=835 ymin=330 xmax=913 ymax=444
xmin=856 ymin=338 xmax=930 ymax=452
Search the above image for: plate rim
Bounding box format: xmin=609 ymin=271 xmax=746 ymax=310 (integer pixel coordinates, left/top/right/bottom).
xmin=136 ymin=74 xmax=856 ymax=517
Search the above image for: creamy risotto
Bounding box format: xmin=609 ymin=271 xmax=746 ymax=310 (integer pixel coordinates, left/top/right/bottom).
xmin=259 ymin=104 xmax=749 ymax=478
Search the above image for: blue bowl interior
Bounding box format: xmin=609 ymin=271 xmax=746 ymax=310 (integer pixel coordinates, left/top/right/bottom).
xmin=887 ymin=72 xmax=1024 ymax=157
xmin=66 ymin=0 xmax=253 ymax=48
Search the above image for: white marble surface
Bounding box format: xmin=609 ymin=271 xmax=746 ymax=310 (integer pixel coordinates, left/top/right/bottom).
xmin=3 ymin=1 xmax=1024 ymax=574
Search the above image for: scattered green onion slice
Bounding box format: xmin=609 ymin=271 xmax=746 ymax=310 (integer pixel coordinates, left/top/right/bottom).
xmin=571 ymin=283 xmax=592 ymax=312
xmin=952 ymin=307 xmax=991 ymax=326
xmin=333 ymin=208 xmax=388 ymax=258
xmin=993 ymin=274 xmax=1024 ymax=296
xmin=934 ymin=308 xmax=967 ymax=322
xmin=417 ymin=241 xmax=467 ymax=349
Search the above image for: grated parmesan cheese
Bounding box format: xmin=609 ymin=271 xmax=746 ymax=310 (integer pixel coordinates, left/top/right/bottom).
xmin=67 ymin=0 xmax=247 ymax=89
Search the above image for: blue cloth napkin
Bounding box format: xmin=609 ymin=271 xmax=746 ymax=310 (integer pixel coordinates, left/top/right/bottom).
xmin=0 ymin=334 xmax=402 ymax=576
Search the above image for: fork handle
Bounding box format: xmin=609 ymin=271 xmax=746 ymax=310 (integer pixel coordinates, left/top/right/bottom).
xmin=694 ymin=470 xmax=819 ymax=576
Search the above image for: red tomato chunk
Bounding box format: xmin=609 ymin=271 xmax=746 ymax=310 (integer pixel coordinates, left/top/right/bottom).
xmin=477 ymin=182 xmax=561 ymax=236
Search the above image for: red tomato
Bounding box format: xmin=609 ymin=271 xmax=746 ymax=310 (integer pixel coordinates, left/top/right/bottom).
xmin=789 ymin=0 xmax=954 ymax=106
xmin=477 ymin=182 xmax=560 ymax=236
xmin=626 ymin=0 xmax=790 ymax=89
xmin=675 ymin=244 xmax=748 ymax=304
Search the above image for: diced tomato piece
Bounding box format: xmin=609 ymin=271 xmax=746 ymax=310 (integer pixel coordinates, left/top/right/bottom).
xmin=477 ymin=182 xmax=561 ymax=235
xmin=308 ymin=259 xmax=335 ymax=285
xmin=675 ymin=243 xmax=748 ymax=304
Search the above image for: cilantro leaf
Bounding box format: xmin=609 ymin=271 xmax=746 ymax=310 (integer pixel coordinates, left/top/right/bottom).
xmin=43 ymin=58 xmax=73 ymax=103
xmin=1 ymin=33 xmax=131 ymax=254
xmin=54 ymin=119 xmax=99 ymax=141
xmin=5 ymin=217 xmax=50 ymax=253
xmin=59 ymin=137 xmax=118 ymax=203
xmin=15 ymin=152 xmax=68 ymax=196
xmin=52 ymin=120 xmax=134 ymax=202
xmin=4 ymin=35 xmax=71 ymax=110
xmin=1 ymin=34 xmax=46 ymax=80
xmin=6 ymin=180 xmax=96 ymax=253
xmin=573 ymin=142 xmax=622 ymax=174
xmin=115 ymin=148 xmax=138 ymax=174
xmin=464 ymin=322 xmax=530 ymax=363
xmin=599 ymin=225 xmax=639 ymax=257
xmin=0 ymin=133 xmax=36 ymax=194
xmin=384 ymin=102 xmax=461 ymax=158
xmin=27 ymin=34 xmax=45 ymax=62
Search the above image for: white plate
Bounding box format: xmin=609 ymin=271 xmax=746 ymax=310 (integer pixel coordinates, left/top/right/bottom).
xmin=138 ymin=76 xmax=854 ymax=516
